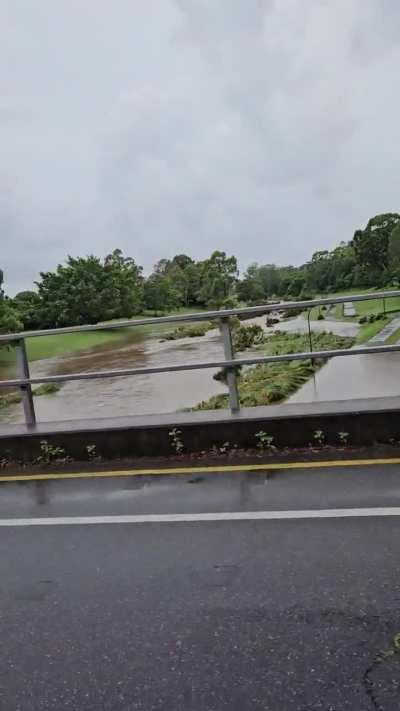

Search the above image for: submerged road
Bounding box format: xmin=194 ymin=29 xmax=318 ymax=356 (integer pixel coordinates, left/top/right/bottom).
xmin=1 ymin=463 xmax=400 ymax=709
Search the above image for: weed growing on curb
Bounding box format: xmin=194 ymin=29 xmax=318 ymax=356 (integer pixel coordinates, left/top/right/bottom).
xmin=86 ymin=444 xmax=101 ymax=461
xmin=169 ymin=428 xmax=184 ymax=454
xmin=313 ymin=430 xmax=325 ymax=447
xmin=255 ymin=431 xmax=275 ymax=451
xmin=36 ymin=440 xmax=67 ymax=465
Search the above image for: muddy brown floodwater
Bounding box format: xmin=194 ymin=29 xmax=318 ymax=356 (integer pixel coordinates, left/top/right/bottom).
xmin=2 ymin=314 xmax=397 ymax=425
xmin=0 ymin=328 xmax=227 ymax=425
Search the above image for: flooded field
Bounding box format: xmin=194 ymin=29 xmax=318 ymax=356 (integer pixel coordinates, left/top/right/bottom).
xmin=0 ymin=327 xmax=227 ymax=424
xmin=1 ymin=312 xmax=398 ymax=425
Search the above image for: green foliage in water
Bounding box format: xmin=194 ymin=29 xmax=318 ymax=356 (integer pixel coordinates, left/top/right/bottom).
xmin=0 ymin=382 xmax=62 ymax=410
xmin=232 ymin=324 xmax=264 ymax=351
xmin=33 ymin=383 xmax=62 ymax=396
xmin=163 ymin=323 xmax=214 ymax=340
xmin=0 ymin=391 xmax=23 ymax=409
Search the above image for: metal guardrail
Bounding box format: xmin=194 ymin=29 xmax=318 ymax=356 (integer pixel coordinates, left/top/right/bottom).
xmin=1 ymin=290 xmax=400 ymax=426
xmin=0 ymin=289 xmax=399 ymax=342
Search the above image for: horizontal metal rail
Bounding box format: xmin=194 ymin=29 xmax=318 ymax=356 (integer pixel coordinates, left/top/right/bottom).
xmin=1 ymin=290 xmax=400 ymax=425
xmin=0 ymin=289 xmax=399 ymax=343
xmin=1 ymin=342 xmax=400 ymax=390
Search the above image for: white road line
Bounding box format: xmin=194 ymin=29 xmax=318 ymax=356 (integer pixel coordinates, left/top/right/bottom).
xmin=1 ymin=508 xmax=400 ymax=526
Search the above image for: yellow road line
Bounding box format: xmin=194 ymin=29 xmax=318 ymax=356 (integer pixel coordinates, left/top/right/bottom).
xmin=1 ymin=457 xmax=400 ymax=483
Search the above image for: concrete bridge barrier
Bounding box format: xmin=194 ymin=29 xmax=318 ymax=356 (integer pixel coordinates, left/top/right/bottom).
xmin=1 ymin=397 xmax=400 ymax=462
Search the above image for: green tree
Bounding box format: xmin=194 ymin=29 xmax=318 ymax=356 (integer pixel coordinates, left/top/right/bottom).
xmin=275 ymin=266 xmax=299 ymax=297
xmin=184 ymin=261 xmax=204 ymax=305
xmin=149 ymin=255 xmax=196 ymax=306
xmin=198 ymin=250 xmax=238 ymax=308
xmin=153 ymin=258 xmax=171 ymax=275
xmin=305 ymin=251 xmax=331 ymax=292
xmin=143 ymin=274 xmax=180 ymax=314
xmin=0 ymin=299 xmax=23 ymax=333
xmin=0 ymin=272 xmax=23 ymax=333
xmin=36 ymin=256 xmax=108 ymax=326
xmin=329 ymin=243 xmax=356 ymax=290
xmin=168 ymin=255 xmax=195 ymax=306
xmin=170 ymin=254 xmax=193 ymax=271
xmin=35 ymin=251 xmax=143 ymax=327
xmin=285 ymin=273 xmax=305 ymax=298
xmin=237 ymin=264 xmax=265 ymax=303
xmin=353 ymin=213 xmax=400 ymax=274
xmin=389 ymin=222 xmax=400 ymax=275
xmin=103 ymin=249 xmax=143 ymax=318
xmin=12 ymin=290 xmax=42 ymax=330
xmin=257 ymin=264 xmax=282 ymax=297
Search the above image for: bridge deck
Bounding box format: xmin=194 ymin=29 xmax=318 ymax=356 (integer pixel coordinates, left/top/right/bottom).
xmin=1 ymin=462 xmax=400 ymax=709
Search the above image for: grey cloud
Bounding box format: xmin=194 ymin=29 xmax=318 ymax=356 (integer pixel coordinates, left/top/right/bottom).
xmin=1 ymin=0 xmax=400 ymax=294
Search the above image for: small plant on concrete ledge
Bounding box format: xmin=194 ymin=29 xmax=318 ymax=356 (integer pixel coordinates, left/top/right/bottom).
xmin=313 ymin=430 xmax=325 ymax=447
xmin=388 ymin=437 xmax=400 ymax=446
xmin=338 ymin=431 xmax=349 ymax=446
xmin=211 ymin=442 xmax=237 ymax=455
xmin=86 ymin=444 xmax=101 ymax=462
xmin=218 ymin=442 xmax=234 ymax=455
xmin=169 ymin=428 xmax=184 ymax=454
xmin=37 ymin=440 xmax=67 ymax=465
xmin=255 ymin=431 xmax=275 ymax=451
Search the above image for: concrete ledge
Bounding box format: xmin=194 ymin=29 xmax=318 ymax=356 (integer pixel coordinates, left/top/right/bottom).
xmin=1 ymin=397 xmax=400 ymax=460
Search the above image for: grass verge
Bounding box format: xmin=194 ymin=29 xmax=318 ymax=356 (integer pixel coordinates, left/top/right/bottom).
xmin=385 ymin=327 xmax=400 ymax=345
xmin=299 ymin=288 xmax=400 ymax=323
xmin=356 ymin=318 xmax=390 ymax=344
xmin=0 ymin=307 xmax=207 ymax=364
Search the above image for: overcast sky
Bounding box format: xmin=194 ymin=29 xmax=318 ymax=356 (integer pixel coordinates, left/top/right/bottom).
xmin=1 ymin=0 xmax=399 ymax=294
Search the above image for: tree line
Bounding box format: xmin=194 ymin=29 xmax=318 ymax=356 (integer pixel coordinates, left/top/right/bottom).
xmin=238 ymin=212 xmax=400 ymax=303
xmin=0 ymin=249 xmax=239 ymax=331
xmin=1 ymin=212 xmax=400 ymax=332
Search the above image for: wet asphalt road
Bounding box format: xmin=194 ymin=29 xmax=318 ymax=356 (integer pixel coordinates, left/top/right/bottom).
xmin=1 ymin=466 xmax=400 ymax=710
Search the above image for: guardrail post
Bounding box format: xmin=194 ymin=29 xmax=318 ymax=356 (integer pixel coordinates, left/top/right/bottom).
xmin=307 ymin=308 xmax=314 ymax=367
xmin=220 ymin=317 xmax=240 ymax=413
xmin=15 ymin=338 xmax=36 ymax=426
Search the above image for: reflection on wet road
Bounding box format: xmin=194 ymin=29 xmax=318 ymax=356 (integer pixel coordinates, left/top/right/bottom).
xmin=4 ymin=462 xmax=400 ymax=518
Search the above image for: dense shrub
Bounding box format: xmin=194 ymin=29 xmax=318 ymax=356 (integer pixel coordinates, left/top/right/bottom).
xmin=163 ymin=323 xmax=213 ymax=340
xmin=232 ymin=324 xmax=264 ymax=351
